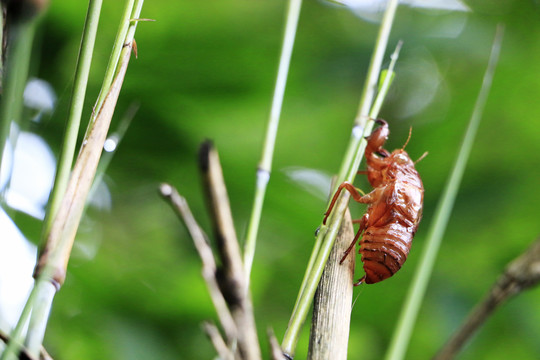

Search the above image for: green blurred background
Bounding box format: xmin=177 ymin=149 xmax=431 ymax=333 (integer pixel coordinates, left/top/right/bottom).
xmin=9 ymin=0 xmax=540 ymax=359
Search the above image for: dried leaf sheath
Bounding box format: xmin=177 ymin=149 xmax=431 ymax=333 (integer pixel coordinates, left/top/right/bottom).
xmin=34 ymin=42 xmax=133 ymax=286
xmin=308 ymin=209 xmax=355 ymax=360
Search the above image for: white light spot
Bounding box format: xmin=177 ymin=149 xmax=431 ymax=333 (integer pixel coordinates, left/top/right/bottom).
xmin=23 ymin=78 xmax=56 ymax=113
xmin=256 ymin=169 xmax=270 ymax=188
xmin=352 ymin=125 xmax=364 ymax=140
xmin=5 ymin=131 xmax=56 ymax=219
xmin=104 ymin=137 xmax=118 ymax=152
xmin=0 ymin=209 xmax=37 ymax=331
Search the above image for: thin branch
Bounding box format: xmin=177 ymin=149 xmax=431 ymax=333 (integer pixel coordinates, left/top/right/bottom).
xmin=433 ymin=237 xmax=540 ymax=360
xmin=198 ymin=141 xmax=261 ymax=360
xmin=159 ymin=183 xmax=237 ymax=344
xmin=267 ymin=328 xmax=287 ymax=360
xmin=202 ymin=321 xmax=236 ymax=360
xmin=198 ymin=141 xmax=244 ymax=286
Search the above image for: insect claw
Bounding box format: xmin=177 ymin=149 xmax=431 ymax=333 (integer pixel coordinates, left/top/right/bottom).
xmin=354 ymin=277 xmax=365 ymax=286
xmin=314 ymin=226 xmax=321 ymax=237
xmin=282 ymin=353 xmax=294 ymax=360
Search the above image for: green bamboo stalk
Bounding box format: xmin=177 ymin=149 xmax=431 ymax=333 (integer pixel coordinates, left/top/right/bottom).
xmin=24 ymin=1 xmax=104 ymax=355
xmin=281 ymin=56 xmax=398 ymax=358
xmin=42 ymin=0 xmax=104 ymax=257
xmin=281 ymin=1 xmax=401 ymax=353
xmin=335 ymin=1 xmax=400 ymax=186
xmin=383 ymin=24 xmax=504 ymax=360
xmin=288 ymin=44 xmax=400 ymax=330
xmin=1 ymin=2 xmax=145 ymax=359
xmin=89 ymin=0 xmax=136 ymax=128
xmin=243 ymin=0 xmax=302 ymax=286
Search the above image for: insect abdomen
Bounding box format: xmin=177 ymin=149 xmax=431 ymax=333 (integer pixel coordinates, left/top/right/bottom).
xmin=360 ymin=222 xmax=413 ymax=284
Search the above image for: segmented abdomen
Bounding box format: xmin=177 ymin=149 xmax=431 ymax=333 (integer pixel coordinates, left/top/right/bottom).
xmin=360 ymin=218 xmax=415 ymax=284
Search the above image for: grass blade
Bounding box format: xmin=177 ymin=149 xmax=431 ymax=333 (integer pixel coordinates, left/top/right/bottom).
xmin=383 ymin=23 xmax=505 ymax=360
xmin=243 ymin=0 xmax=303 ymax=286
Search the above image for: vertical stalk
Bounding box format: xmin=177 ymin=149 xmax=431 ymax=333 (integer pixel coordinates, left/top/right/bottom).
xmin=337 ymin=1 xmax=400 ymax=185
xmin=281 ymin=2 xmax=400 ymax=355
xmin=42 ymin=0 xmax=104 ymax=251
xmin=307 ymin=209 xmax=355 ymax=360
xmin=1 ymin=1 xmax=145 ymax=359
xmin=24 ymin=1 xmax=104 ymax=356
xmin=383 ymin=24 xmax=504 ymax=360
xmin=90 ymin=0 xmax=136 ymax=125
xmin=243 ymin=0 xmax=302 ymax=285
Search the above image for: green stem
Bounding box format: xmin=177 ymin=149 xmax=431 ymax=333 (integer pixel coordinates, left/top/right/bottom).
xmin=24 ymin=1 xmax=104 ymax=355
xmin=1 ymin=1 xmax=146 ymax=358
xmin=243 ymin=0 xmax=302 ymax=284
xmin=336 ymin=0 xmax=400 ymax=187
xmin=383 ymin=24 xmax=504 ymax=360
xmin=42 ymin=0 xmax=104 ymax=246
xmin=289 ymin=42 xmax=401 ymax=326
xmin=89 ymin=0 xmax=135 ymax=129
xmin=281 ymin=2 xmax=400 ymax=355
xmin=1 ymin=2 xmax=104 ymax=358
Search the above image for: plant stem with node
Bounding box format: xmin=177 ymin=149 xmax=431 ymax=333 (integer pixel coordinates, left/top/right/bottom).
xmin=281 ymin=1 xmax=400 ymax=356
xmin=243 ymin=0 xmax=302 ymax=288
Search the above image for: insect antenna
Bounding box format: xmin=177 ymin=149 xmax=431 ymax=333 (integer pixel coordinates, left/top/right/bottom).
xmin=401 ymin=126 xmax=413 ymax=150
xmin=414 ymin=151 xmax=429 ymax=164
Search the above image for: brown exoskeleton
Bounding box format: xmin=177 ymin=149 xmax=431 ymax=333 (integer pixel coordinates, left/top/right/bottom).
xmin=323 ymin=119 xmax=424 ymax=285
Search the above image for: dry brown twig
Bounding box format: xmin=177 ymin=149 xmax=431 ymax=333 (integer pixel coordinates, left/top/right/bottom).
xmin=162 ymin=142 xmax=361 ymax=360
xmin=202 ymin=321 xmax=235 ymax=360
xmin=433 ymin=237 xmax=540 ymax=360
xmin=198 ymin=141 xmax=261 ymax=359
xmin=160 ymin=140 xmax=261 ymax=359
xmin=159 ymin=183 xmax=237 ymax=344
xmin=267 ymin=328 xmax=285 ymax=360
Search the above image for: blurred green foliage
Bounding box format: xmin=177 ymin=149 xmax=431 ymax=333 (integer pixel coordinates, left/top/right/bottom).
xmin=16 ymin=0 xmax=540 ymax=358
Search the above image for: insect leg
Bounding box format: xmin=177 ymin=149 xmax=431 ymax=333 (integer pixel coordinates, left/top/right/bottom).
xmin=339 ymin=216 xmax=367 ymax=265
xmin=353 ymin=276 xmax=366 ymax=286
xmin=323 ymin=181 xmax=366 ymax=225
